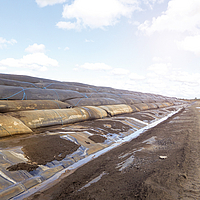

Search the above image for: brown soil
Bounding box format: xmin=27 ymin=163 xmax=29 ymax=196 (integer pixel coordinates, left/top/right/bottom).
xmin=7 ymin=163 xmax=38 ymax=172
xmin=88 ymin=135 xmax=106 ymax=143
xmin=20 ymin=135 xmax=80 ymax=165
xmin=27 ymin=103 xmax=200 ymax=200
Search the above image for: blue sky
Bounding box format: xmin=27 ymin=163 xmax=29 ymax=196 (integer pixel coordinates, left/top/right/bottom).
xmin=0 ymin=0 xmax=200 ymax=99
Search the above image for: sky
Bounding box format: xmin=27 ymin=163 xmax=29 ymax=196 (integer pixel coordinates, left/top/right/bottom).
xmin=0 ymin=0 xmax=200 ymax=99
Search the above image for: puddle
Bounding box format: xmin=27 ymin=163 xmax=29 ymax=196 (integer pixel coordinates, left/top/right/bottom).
xmin=117 ymin=148 xmax=143 ymax=171
xmin=106 ymin=133 xmax=124 ymax=142
xmin=142 ymin=136 xmax=157 ymax=144
xmin=118 ymin=147 xmax=143 ymax=159
xmin=78 ymin=171 xmax=108 ymax=192
xmin=117 ymin=155 xmax=135 ymax=171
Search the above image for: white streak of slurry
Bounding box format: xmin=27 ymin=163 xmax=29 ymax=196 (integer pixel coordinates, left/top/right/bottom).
xmin=13 ymin=107 xmax=182 ymax=200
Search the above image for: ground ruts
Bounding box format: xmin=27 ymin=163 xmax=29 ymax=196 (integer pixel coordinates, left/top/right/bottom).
xmin=28 ymin=102 xmax=200 ymax=199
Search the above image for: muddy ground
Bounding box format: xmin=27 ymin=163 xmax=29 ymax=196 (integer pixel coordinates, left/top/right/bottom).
xmin=24 ymin=102 xmax=200 ymax=200
xmin=3 ymin=134 xmax=80 ymax=171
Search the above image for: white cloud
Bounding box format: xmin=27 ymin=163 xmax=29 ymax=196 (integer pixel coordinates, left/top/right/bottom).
xmin=169 ymin=71 xmax=200 ymax=84
xmin=57 ymin=0 xmax=140 ymax=30
xmin=129 ymin=72 xmax=145 ymax=80
xmin=142 ymin=60 xmax=200 ymax=98
xmin=0 ymin=37 xmax=17 ymax=49
xmin=138 ymin=0 xmax=200 ymax=34
xmin=64 ymin=46 xmax=70 ymax=50
xmin=0 ymin=66 xmax=7 ymax=71
xmin=25 ymin=43 xmax=45 ymax=53
xmin=152 ymin=56 xmax=171 ymax=62
xmin=142 ymin=0 xmax=165 ymax=9
xmin=85 ymin=39 xmax=94 ymax=43
xmin=111 ymin=68 xmax=129 ymax=75
xmin=36 ymin=0 xmax=66 ymax=7
xmin=0 ymin=52 xmax=58 ymax=72
xmin=130 ymin=21 xmax=140 ymax=26
xmin=0 ymin=43 xmax=59 ymax=72
xmin=176 ymin=35 xmax=200 ymax=56
xmin=74 ymin=60 xmax=200 ymax=98
xmin=148 ymin=63 xmax=171 ymax=75
xmin=79 ymin=63 xmax=112 ymax=70
xmin=152 ymin=56 xmax=163 ymax=62
xmin=73 ymin=67 xmax=78 ymax=71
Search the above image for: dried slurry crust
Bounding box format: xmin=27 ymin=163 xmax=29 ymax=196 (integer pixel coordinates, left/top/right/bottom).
xmin=7 ymin=163 xmax=38 ymax=172
xmin=7 ymin=135 xmax=80 ymax=169
xmin=88 ymin=135 xmax=106 ymax=143
xmin=75 ymin=119 xmax=133 ymax=135
xmin=22 ymin=135 xmax=80 ymax=165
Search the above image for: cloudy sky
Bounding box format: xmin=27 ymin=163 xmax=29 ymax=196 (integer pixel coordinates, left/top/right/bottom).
xmin=0 ymin=0 xmax=200 ymax=99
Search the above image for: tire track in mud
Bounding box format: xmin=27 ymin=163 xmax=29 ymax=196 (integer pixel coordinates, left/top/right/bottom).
xmin=28 ymin=103 xmax=200 ymax=200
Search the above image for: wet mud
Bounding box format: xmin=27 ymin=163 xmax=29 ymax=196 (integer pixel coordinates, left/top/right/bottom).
xmin=88 ymin=135 xmax=106 ymax=143
xmin=73 ymin=119 xmax=132 ymax=135
xmin=27 ymin=102 xmax=200 ymax=200
xmin=19 ymin=135 xmax=80 ymax=166
xmin=7 ymin=162 xmax=38 ymax=172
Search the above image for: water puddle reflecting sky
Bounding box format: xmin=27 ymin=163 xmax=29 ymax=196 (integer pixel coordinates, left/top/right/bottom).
xmin=78 ymin=171 xmax=108 ymax=192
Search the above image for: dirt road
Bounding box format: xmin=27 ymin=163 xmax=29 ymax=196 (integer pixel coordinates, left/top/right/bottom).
xmin=28 ymin=101 xmax=200 ymax=200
